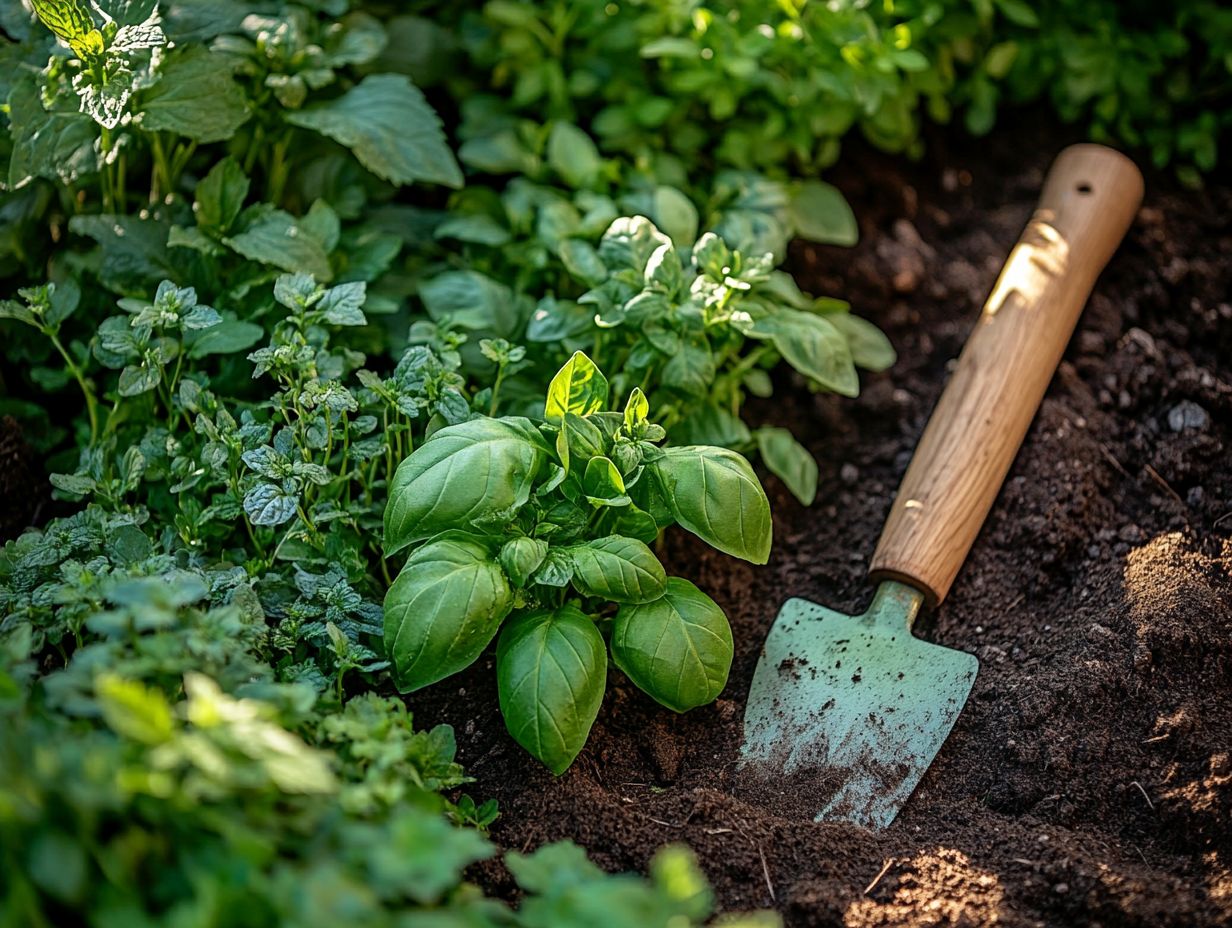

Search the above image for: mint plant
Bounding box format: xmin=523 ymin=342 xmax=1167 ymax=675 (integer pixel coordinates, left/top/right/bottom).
xmin=384 ymin=351 xmax=771 ymax=772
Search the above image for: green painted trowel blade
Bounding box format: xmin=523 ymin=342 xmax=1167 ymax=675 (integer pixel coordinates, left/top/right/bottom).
xmin=739 ymin=581 xmax=978 ymax=830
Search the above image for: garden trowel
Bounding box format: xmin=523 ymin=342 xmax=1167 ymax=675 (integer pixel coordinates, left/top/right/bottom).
xmin=740 ymin=145 xmax=1144 ymax=829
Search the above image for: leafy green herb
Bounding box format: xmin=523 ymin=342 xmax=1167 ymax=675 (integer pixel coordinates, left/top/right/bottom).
xmin=383 ymin=351 xmax=771 ymax=771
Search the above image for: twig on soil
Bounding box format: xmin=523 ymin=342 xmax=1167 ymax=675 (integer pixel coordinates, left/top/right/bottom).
xmin=1130 ymin=780 xmax=1155 ymax=810
xmin=1096 ymin=443 xmax=1132 ymax=479
xmin=863 ymin=858 xmax=896 ymax=895
xmin=1214 ymin=510 xmax=1232 ymax=528
xmin=1143 ymin=464 xmax=1187 ymax=511
xmin=646 ymin=817 xmax=684 ymax=828
xmin=757 ymin=843 xmax=776 ymax=903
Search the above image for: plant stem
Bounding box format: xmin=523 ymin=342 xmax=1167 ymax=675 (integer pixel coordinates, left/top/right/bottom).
xmin=46 ymin=327 xmax=98 ymax=444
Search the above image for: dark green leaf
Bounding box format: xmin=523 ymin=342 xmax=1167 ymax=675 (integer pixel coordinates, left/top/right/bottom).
xmin=285 ymin=74 xmax=463 ymax=188
xmin=194 ymin=156 xmax=249 ymax=232
xmin=653 ymin=446 xmax=772 ymax=564
xmin=224 ymin=208 xmax=333 ymax=281
xmin=185 ymin=320 xmax=264 ymax=359
xmin=384 ymin=535 xmax=513 ymax=691
xmin=567 ymin=536 xmax=666 ymax=604
xmin=384 ymin=417 xmax=549 ymax=555
xmin=497 ymin=606 xmax=607 ymax=773
xmin=828 ymin=313 xmax=896 ymax=372
xmin=756 ymin=427 xmax=818 ymax=506
xmin=7 ymin=76 xmax=97 ymax=189
xmin=789 ymin=181 xmax=858 ymax=246
xmin=751 ymin=309 xmax=858 ymax=397
xmin=499 ymin=536 xmax=548 ymax=588
xmin=137 ymin=46 xmax=251 ymax=143
xmin=547 ymin=122 xmax=603 ymax=189
xmin=612 ymin=578 xmax=733 ymax=712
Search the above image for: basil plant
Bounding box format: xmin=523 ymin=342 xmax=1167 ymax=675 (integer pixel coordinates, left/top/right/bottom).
xmin=383 ymin=351 xmax=772 ymax=772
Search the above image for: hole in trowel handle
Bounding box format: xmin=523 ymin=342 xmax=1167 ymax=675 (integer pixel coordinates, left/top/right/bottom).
xmin=1076 ymin=181 xmax=1093 ymax=194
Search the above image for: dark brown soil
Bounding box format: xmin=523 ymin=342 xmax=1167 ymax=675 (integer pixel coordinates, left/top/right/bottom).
xmin=416 ymin=119 xmax=1232 ymax=927
xmin=0 ymin=416 xmax=42 ymax=542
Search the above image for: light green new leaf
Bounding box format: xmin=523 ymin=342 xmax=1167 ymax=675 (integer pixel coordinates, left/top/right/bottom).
xmin=30 ymin=0 xmax=102 ymax=59
xmin=567 ymin=535 xmax=666 ymax=604
xmin=137 ymin=47 xmax=251 ymax=143
xmin=612 ymin=578 xmax=733 ymax=712
xmin=756 ymin=427 xmax=818 ymax=506
xmin=545 ymin=351 xmax=608 ymax=422
xmin=653 ymin=446 xmax=772 ymax=564
xmin=582 ymin=456 xmax=629 ymax=507
xmin=384 ymin=535 xmax=513 ymax=692
xmin=95 ymin=674 xmax=173 ymax=745
xmin=285 ymin=74 xmax=462 ymax=188
xmin=497 ymin=606 xmax=607 ymax=773
xmin=827 ymin=312 xmax=897 ymax=372
xmin=384 ymin=417 xmax=549 ymax=555
xmin=623 ymin=387 xmax=649 ymax=431
xmin=789 ymin=180 xmax=858 ymax=246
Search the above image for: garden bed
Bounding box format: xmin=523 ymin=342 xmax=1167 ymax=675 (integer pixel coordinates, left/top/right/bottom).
xmin=415 ymin=118 xmax=1232 ymax=927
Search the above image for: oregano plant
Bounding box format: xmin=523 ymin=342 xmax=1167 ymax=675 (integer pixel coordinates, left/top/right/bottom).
xmin=383 ymin=351 xmax=772 ymax=772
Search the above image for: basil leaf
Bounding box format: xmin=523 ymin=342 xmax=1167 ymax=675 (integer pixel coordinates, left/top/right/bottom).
xmin=828 ymin=312 xmax=897 ymax=372
xmin=566 ymin=535 xmax=666 ymax=604
xmin=384 ymin=535 xmax=513 ymax=692
xmin=661 ymin=334 xmax=714 ymax=398
xmin=612 ymin=578 xmax=733 ymax=712
xmin=789 ymin=180 xmax=858 ymax=246
xmin=750 ymin=309 xmax=858 ymax=397
xmin=499 ymin=536 xmax=548 ymax=588
xmin=497 ymin=606 xmax=607 ymax=774
xmin=756 ymin=427 xmax=818 ymax=506
xmin=547 ymin=122 xmax=603 ymax=190
xmin=545 ymin=350 xmax=608 ymax=423
xmin=653 ymin=446 xmax=772 ymax=564
xmin=610 ymin=506 xmax=659 ymax=544
xmin=243 ymin=482 xmax=298 ymax=527
xmin=384 ymin=417 xmax=549 ymax=555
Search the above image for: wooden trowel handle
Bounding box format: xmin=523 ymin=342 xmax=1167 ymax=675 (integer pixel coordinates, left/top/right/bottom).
xmin=870 ymin=144 xmax=1143 ymax=605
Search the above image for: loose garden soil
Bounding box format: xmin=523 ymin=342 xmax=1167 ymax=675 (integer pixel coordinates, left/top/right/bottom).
xmin=417 ymin=116 xmax=1232 ymax=927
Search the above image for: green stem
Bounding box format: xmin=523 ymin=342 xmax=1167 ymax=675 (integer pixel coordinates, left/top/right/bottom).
xmin=488 ymin=363 xmax=507 ymax=416
xmin=46 ymin=328 xmax=98 ymax=444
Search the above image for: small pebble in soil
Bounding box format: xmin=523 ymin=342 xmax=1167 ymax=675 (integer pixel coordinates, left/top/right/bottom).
xmin=840 ymin=463 xmax=859 ymax=484
xmin=1167 ymin=400 xmax=1210 ymax=432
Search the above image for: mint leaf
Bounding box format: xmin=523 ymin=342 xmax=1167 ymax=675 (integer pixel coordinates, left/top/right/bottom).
xmin=137 ymin=46 xmax=251 ymax=143
xmin=224 ymin=209 xmax=333 ymax=281
xmin=285 ymin=74 xmax=462 ymax=188
xmin=6 ymin=76 xmax=97 ymax=189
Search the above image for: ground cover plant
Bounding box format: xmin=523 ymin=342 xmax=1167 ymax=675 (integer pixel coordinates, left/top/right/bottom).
xmin=1 ymin=0 xmax=1230 ymax=923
